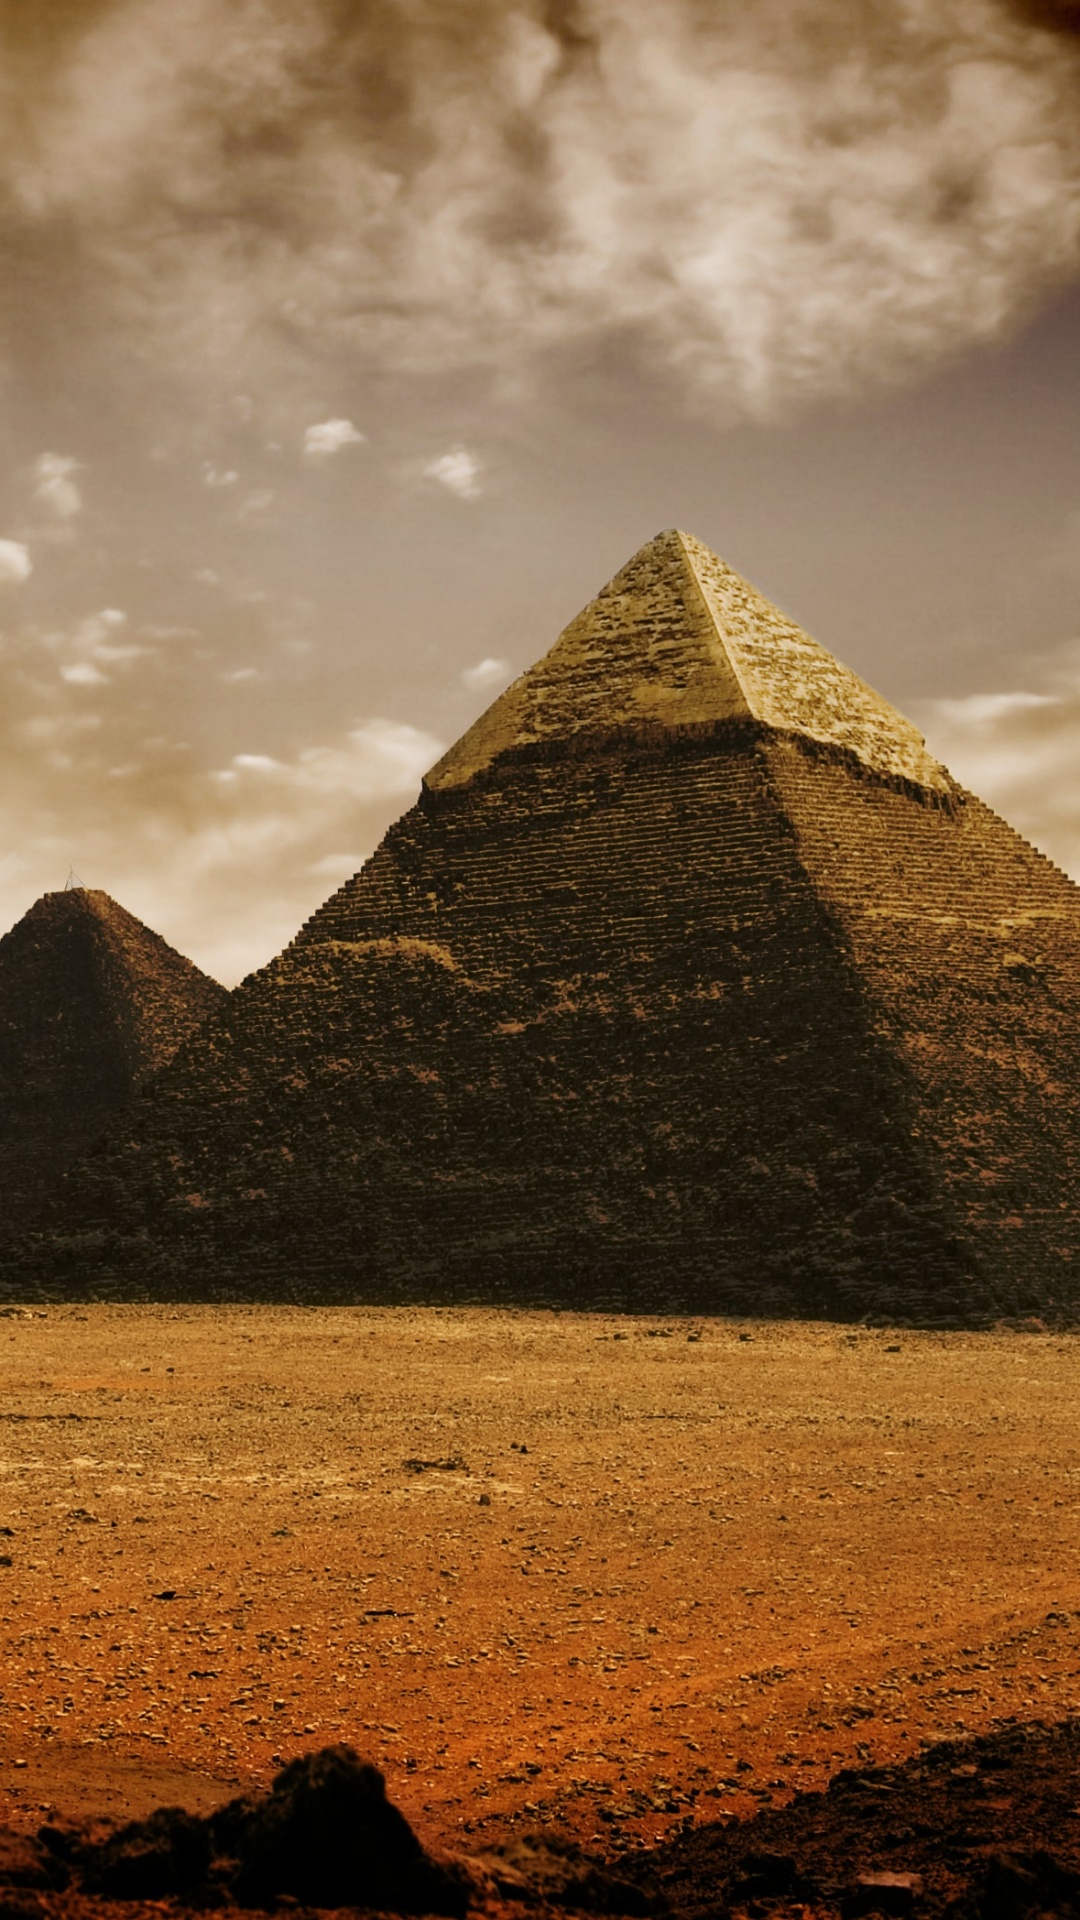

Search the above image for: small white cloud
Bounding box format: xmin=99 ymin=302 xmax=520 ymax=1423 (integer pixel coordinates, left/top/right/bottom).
xmin=303 ymin=418 xmax=366 ymax=461
xmin=203 ymin=462 xmax=239 ymax=488
xmin=61 ymin=661 xmax=109 ymax=686
xmin=0 ymin=852 xmax=28 ymax=885
xmin=461 ymin=655 xmax=512 ymax=691
xmin=0 ymin=539 xmax=31 ymax=584
xmin=231 ymin=752 xmax=281 ymax=772
xmin=424 ymin=448 xmax=483 ymax=500
xmin=222 ymin=666 xmax=260 ymax=683
xmin=34 ymin=453 xmax=82 ymax=519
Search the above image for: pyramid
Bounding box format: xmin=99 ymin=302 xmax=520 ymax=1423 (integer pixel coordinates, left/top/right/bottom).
xmin=13 ymin=532 xmax=1080 ymax=1323
xmin=0 ymin=888 xmax=228 ymax=1237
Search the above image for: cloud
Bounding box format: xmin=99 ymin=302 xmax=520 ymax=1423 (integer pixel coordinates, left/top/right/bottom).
xmin=213 ymin=719 xmax=442 ymax=802
xmin=425 ymin=449 xmax=484 ymax=500
xmin=919 ymin=649 xmax=1080 ymax=880
xmin=236 ymin=488 xmax=276 ymax=523
xmin=45 ymin=607 xmax=146 ymax=685
xmin=461 ymin=655 xmax=512 ymax=691
xmin=60 ymin=661 xmax=109 ymax=687
xmin=3 ymin=1 xmax=1080 ymax=424
xmin=34 ymin=452 xmax=82 ymax=519
xmin=308 ymin=850 xmax=365 ymax=880
xmin=303 ymin=418 xmax=366 ymax=461
xmin=0 ymin=540 xmax=32 ymax=584
xmin=0 ymin=639 xmax=445 ymax=984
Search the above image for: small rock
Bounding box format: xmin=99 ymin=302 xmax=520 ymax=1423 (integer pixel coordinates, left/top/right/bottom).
xmin=732 ymin=1852 xmax=805 ymax=1900
xmin=842 ymin=1870 xmax=923 ymax=1917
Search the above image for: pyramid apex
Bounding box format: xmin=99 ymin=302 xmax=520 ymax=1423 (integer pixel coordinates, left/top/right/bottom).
xmin=428 ymin=528 xmax=948 ymax=795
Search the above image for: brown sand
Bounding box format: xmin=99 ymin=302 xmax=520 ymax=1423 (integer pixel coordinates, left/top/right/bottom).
xmin=0 ymin=1308 xmax=1077 ymax=1854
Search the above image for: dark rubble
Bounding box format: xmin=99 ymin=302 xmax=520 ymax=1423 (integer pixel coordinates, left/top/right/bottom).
xmin=3 ymin=1722 xmax=1080 ymax=1920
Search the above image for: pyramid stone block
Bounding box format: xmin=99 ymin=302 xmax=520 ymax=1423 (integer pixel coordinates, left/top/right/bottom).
xmin=13 ymin=534 xmax=1080 ymax=1323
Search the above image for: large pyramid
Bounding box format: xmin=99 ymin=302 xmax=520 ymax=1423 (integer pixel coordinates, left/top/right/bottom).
xmin=13 ymin=532 xmax=1080 ymax=1322
xmin=0 ymin=887 xmax=227 ymax=1237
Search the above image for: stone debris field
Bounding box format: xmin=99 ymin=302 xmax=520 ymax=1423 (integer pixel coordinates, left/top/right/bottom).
xmin=0 ymin=1308 xmax=1077 ymax=1857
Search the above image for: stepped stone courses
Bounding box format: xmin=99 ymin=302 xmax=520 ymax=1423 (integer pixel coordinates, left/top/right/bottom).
xmin=0 ymin=888 xmax=227 ymax=1237
xmin=13 ymin=532 xmax=1080 ymax=1321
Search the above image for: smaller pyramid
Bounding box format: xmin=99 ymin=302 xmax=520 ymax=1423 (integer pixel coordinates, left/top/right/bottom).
xmin=0 ymin=888 xmax=227 ymax=1236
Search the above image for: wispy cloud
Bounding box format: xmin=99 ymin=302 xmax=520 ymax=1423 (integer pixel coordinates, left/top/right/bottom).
xmin=33 ymin=452 xmax=82 ymax=519
xmin=303 ymin=418 xmax=366 ymax=461
xmin=0 ymin=540 xmax=31 ymax=584
xmin=47 ymin=608 xmax=146 ymax=686
xmin=919 ymin=647 xmax=1080 ymax=880
xmin=0 ymin=623 xmax=444 ymax=984
xmin=4 ymin=1 xmax=1079 ymax=423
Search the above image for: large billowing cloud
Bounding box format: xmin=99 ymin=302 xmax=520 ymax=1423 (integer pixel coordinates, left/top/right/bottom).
xmin=2 ymin=0 xmax=1080 ymax=422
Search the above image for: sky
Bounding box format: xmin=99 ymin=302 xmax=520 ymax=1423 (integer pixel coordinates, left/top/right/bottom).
xmin=1 ymin=0 xmax=1080 ymax=985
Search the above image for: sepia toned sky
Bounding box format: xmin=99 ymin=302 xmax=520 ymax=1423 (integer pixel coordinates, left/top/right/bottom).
xmin=2 ymin=0 xmax=1080 ymax=984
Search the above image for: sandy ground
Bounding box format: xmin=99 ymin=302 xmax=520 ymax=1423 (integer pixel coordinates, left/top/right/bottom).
xmin=0 ymin=1307 xmax=1077 ymax=1857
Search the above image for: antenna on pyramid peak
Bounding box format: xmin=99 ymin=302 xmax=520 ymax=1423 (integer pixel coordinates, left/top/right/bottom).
xmin=64 ymin=868 xmax=84 ymax=891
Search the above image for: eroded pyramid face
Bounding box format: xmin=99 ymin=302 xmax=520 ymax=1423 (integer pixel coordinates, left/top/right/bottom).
xmin=10 ymin=533 xmax=1080 ymax=1328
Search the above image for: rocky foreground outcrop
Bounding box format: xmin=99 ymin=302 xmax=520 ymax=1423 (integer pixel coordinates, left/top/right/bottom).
xmin=2 ymin=1723 xmax=1080 ymax=1920
xmin=13 ymin=532 xmax=1080 ymax=1321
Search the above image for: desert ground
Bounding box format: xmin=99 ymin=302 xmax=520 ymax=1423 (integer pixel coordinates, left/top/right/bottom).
xmin=0 ymin=1308 xmax=1077 ymax=1857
